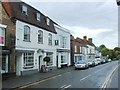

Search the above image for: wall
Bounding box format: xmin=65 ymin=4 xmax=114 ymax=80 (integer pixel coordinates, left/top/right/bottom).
xmin=2 ymin=4 xmax=16 ymax=73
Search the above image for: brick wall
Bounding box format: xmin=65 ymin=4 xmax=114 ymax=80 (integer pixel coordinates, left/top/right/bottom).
xmin=2 ymin=4 xmax=16 ymax=73
xmin=70 ymin=35 xmax=75 ymax=65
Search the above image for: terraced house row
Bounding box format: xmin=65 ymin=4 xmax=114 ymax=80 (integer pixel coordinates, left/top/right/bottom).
xmin=0 ymin=1 xmax=100 ymax=78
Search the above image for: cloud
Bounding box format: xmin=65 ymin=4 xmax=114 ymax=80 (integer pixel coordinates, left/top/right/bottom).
xmin=23 ymin=0 xmax=118 ymax=49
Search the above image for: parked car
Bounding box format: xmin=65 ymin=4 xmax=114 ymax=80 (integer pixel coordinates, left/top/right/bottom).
xmin=87 ymin=60 xmax=95 ymax=67
xmin=94 ymin=59 xmax=99 ymax=66
xmin=75 ymin=61 xmax=89 ymax=70
xmin=101 ymin=59 xmax=106 ymax=64
xmin=97 ymin=60 xmax=101 ymax=64
xmin=108 ymin=59 xmax=111 ymax=62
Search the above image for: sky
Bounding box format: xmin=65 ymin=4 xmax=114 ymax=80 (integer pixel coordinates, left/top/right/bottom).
xmin=22 ymin=0 xmax=118 ymax=49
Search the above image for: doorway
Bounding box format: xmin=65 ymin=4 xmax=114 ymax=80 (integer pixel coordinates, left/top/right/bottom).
xmin=39 ymin=56 xmax=42 ymax=71
xmin=56 ymin=55 xmax=58 ymax=68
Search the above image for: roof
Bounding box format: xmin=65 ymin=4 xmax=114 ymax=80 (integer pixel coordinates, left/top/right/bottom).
xmin=2 ymin=1 xmax=57 ymax=34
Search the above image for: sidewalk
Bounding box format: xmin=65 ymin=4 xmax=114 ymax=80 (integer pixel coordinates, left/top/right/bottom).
xmin=2 ymin=66 xmax=74 ymax=89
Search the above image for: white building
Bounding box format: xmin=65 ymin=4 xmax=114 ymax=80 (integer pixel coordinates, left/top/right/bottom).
xmin=54 ymin=25 xmax=71 ymax=68
xmin=15 ymin=20 xmax=58 ymax=76
xmin=2 ymin=1 xmax=71 ymax=76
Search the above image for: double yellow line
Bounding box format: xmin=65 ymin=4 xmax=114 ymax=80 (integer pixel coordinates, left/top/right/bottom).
xmin=14 ymin=74 xmax=62 ymax=90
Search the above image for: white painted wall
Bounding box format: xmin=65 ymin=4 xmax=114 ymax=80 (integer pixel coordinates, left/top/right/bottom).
xmin=54 ymin=25 xmax=71 ymax=67
xmin=15 ymin=20 xmax=57 ymax=75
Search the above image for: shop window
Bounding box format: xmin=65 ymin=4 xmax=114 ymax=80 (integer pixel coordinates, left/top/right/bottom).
xmin=61 ymin=55 xmax=66 ymax=63
xmin=23 ymin=53 xmax=34 ymax=68
xmin=0 ymin=27 xmax=5 ymax=46
xmin=2 ymin=55 xmax=8 ymax=73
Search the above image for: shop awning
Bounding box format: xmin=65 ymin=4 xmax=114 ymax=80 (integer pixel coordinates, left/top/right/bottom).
xmin=0 ymin=50 xmax=10 ymax=54
xmin=16 ymin=50 xmax=35 ymax=53
xmin=57 ymin=49 xmax=70 ymax=52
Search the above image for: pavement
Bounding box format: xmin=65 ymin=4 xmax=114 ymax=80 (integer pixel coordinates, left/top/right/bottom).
xmin=2 ymin=66 xmax=74 ymax=89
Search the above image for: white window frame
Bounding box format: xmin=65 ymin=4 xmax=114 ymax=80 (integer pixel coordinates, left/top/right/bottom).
xmin=46 ymin=18 xmax=50 ymax=25
xmin=75 ymin=45 xmax=77 ymax=53
xmin=80 ymin=46 xmax=82 ymax=53
xmin=36 ymin=13 xmax=40 ymax=21
xmin=24 ymin=25 xmax=30 ymax=42
xmin=48 ymin=33 xmax=52 ymax=45
xmin=23 ymin=53 xmax=34 ymax=68
xmin=38 ymin=30 xmax=43 ymax=44
xmin=60 ymin=36 xmax=66 ymax=48
xmin=22 ymin=5 xmax=28 ymax=15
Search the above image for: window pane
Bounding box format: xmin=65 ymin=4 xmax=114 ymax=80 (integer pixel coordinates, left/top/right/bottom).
xmin=38 ymin=30 xmax=43 ymax=44
xmin=23 ymin=53 xmax=34 ymax=68
xmin=24 ymin=26 xmax=30 ymax=41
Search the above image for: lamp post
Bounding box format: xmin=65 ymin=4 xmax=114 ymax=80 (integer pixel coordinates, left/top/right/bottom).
xmin=116 ymin=0 xmax=120 ymax=47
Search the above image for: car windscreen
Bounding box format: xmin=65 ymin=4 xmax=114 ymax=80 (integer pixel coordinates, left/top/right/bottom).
xmin=76 ymin=61 xmax=86 ymax=64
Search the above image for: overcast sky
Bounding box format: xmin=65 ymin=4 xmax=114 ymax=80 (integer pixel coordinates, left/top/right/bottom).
xmin=23 ymin=0 xmax=118 ymax=49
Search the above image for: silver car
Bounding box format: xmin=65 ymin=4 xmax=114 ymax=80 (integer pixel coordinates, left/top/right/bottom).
xmin=75 ymin=61 xmax=89 ymax=69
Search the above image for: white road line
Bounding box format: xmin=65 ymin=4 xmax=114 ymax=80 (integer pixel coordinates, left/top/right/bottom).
xmin=60 ymin=84 xmax=71 ymax=90
xmin=101 ymin=64 xmax=119 ymax=90
xmin=60 ymin=84 xmax=67 ymax=88
xmin=80 ymin=74 xmax=91 ymax=81
xmin=64 ymin=85 xmax=71 ymax=88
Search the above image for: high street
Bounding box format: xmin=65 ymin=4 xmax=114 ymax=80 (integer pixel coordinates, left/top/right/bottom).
xmin=14 ymin=61 xmax=119 ymax=89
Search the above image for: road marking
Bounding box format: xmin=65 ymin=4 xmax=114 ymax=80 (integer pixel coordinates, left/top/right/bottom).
xmin=64 ymin=85 xmax=71 ymax=88
xmin=60 ymin=84 xmax=71 ymax=90
xmin=80 ymin=74 xmax=91 ymax=81
xmin=14 ymin=74 xmax=62 ymax=90
xmin=101 ymin=64 xmax=119 ymax=90
xmin=60 ymin=84 xmax=67 ymax=88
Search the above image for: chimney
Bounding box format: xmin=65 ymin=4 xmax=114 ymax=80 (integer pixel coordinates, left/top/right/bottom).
xmin=83 ymin=36 xmax=87 ymax=43
xmin=88 ymin=38 xmax=92 ymax=43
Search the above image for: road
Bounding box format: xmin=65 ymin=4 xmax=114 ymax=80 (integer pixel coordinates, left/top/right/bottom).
xmin=18 ymin=61 xmax=118 ymax=89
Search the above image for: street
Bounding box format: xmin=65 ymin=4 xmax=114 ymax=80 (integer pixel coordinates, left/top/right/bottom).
xmin=16 ymin=61 xmax=118 ymax=89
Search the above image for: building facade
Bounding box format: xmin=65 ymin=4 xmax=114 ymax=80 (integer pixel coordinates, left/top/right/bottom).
xmin=71 ymin=35 xmax=97 ymax=64
xmin=54 ymin=25 xmax=71 ymax=68
xmin=1 ymin=1 xmax=71 ymax=76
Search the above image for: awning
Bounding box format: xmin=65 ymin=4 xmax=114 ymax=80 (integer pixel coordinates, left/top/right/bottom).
xmin=0 ymin=50 xmax=10 ymax=54
xmin=57 ymin=49 xmax=70 ymax=52
xmin=16 ymin=50 xmax=34 ymax=53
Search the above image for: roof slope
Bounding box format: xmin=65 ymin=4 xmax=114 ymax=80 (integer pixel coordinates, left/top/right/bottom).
xmin=2 ymin=1 xmax=57 ymax=34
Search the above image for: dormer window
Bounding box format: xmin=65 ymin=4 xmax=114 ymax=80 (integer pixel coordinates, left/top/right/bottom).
xmin=46 ymin=17 xmax=50 ymax=26
xmin=22 ymin=5 xmax=28 ymax=15
xmin=36 ymin=13 xmax=40 ymax=21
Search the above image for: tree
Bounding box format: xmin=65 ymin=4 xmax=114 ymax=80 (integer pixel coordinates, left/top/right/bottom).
xmin=99 ymin=44 xmax=106 ymax=52
xmin=101 ymin=48 xmax=109 ymax=56
xmin=114 ymin=47 xmax=120 ymax=51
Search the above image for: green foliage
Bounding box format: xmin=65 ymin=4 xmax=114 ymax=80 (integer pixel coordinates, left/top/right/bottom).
xmin=99 ymin=46 xmax=120 ymax=60
xmin=99 ymin=44 xmax=106 ymax=51
xmin=43 ymin=56 xmax=50 ymax=63
xmin=101 ymin=48 xmax=109 ymax=56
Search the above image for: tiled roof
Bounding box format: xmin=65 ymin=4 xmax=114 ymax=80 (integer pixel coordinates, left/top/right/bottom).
xmin=2 ymin=1 xmax=57 ymax=34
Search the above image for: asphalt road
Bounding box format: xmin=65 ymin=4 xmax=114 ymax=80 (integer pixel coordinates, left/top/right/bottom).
xmin=22 ymin=61 xmax=118 ymax=89
xmin=106 ymin=62 xmax=119 ymax=89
